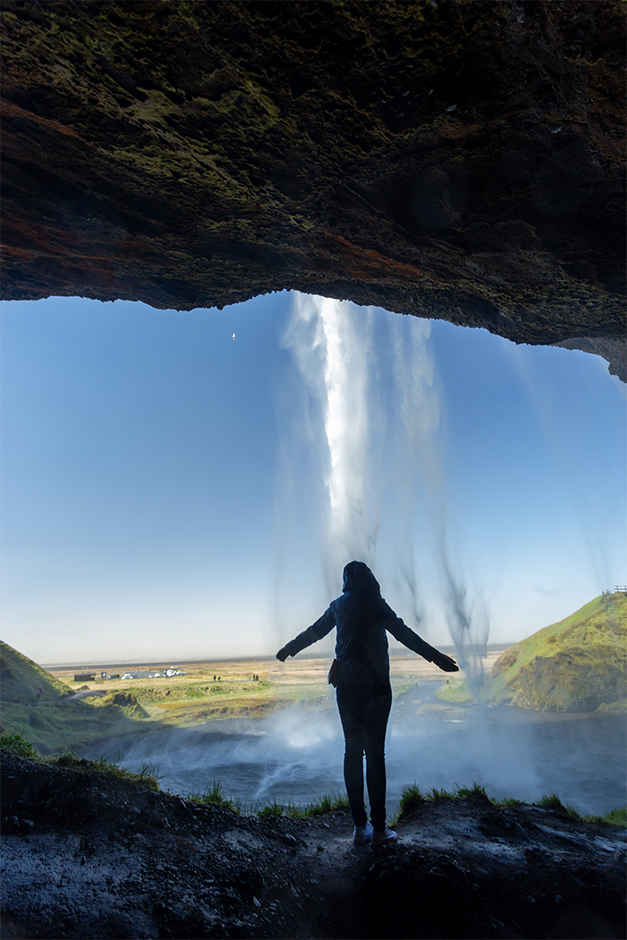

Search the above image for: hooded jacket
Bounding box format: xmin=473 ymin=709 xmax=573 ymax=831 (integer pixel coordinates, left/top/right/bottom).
xmin=283 ymin=561 xmax=439 ymax=684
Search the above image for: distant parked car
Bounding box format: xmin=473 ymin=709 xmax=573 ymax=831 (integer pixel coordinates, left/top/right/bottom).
xmin=121 ymin=673 xmax=133 ymax=680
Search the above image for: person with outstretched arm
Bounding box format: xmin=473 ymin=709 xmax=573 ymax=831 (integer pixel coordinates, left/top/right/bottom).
xmin=276 ymin=560 xmax=458 ymax=846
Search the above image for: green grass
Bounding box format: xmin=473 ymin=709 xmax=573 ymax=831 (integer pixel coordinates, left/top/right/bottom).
xmin=52 ymin=749 xmax=160 ymax=790
xmin=536 ymin=792 xmax=566 ymax=810
xmin=188 ymin=780 xmax=244 ymax=813
xmin=434 ymin=679 xmax=475 ymax=705
xmin=186 ymin=785 xmax=350 ymax=819
xmin=1 ymin=640 xmax=72 ymax=704
xmin=257 ymin=799 xmax=285 ymax=817
xmin=536 ymin=792 xmax=582 ymax=819
xmin=0 ymin=731 xmax=38 ymax=758
xmin=131 ymin=678 xmax=333 ymax=730
xmin=257 ymin=791 xmax=349 ymax=818
xmin=55 ymin=746 xmax=79 ymax=766
xmin=0 ymin=732 xmax=160 ymax=789
xmin=532 ymin=793 xmax=627 ymax=826
xmin=299 ymin=791 xmax=350 ymax=816
xmin=587 ymin=806 xmax=627 ymax=827
xmin=0 ymin=699 xmax=156 ymax=754
xmin=395 ymin=780 xmax=626 ymax=827
xmin=398 ymin=781 xmax=490 ymax=810
xmin=488 ymin=593 xmax=627 ymax=712
xmin=59 ymin=752 xmax=160 ymax=790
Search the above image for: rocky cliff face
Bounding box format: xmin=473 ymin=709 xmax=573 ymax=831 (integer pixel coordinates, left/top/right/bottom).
xmin=1 ymin=1 xmax=625 ymax=377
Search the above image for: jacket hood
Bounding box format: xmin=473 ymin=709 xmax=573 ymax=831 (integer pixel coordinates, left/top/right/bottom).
xmin=342 ymin=561 xmax=381 ymax=595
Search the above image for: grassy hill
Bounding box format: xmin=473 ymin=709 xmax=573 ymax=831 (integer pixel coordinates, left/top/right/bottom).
xmin=489 ymin=593 xmax=627 ymax=712
xmin=1 ymin=641 xmax=72 ymax=704
xmin=0 ymin=640 xmax=155 ymax=754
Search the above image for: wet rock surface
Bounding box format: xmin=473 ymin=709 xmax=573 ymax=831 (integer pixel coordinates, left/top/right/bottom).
xmin=1 ymin=750 xmax=625 ymax=939
xmin=1 ymin=1 xmax=625 ymax=378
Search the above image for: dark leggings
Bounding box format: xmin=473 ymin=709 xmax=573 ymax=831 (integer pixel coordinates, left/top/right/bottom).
xmin=336 ymin=683 xmax=392 ymax=831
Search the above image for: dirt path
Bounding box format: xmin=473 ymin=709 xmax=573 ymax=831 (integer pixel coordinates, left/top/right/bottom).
xmin=63 ymin=690 xmax=110 ymax=701
xmin=2 ymin=750 xmax=625 ymax=939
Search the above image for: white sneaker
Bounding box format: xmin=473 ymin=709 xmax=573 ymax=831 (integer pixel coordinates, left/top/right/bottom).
xmin=353 ymin=821 xmax=373 ymax=844
xmin=372 ymin=826 xmax=398 ymax=847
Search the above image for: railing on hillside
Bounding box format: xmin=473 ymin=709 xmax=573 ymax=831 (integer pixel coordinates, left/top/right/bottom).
xmin=603 ymin=585 xmax=627 ymax=595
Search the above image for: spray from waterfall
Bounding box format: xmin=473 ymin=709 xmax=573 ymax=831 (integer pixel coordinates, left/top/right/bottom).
xmin=276 ymin=292 xmax=493 ymax=701
xmin=439 ymin=541 xmax=490 ymax=700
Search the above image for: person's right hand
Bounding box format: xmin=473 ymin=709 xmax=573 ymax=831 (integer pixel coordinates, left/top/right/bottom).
xmin=431 ymin=651 xmax=459 ymax=672
xmin=276 ymin=646 xmax=290 ymax=662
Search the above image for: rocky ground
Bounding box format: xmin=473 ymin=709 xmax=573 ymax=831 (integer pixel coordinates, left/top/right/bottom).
xmin=1 ymin=749 xmax=625 ymax=939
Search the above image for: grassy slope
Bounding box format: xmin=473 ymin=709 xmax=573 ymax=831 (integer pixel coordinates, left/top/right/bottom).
xmin=489 ymin=593 xmax=627 ymax=712
xmin=0 ymin=641 xmax=157 ymax=754
xmin=1 ymin=640 xmax=72 ymax=703
xmin=1 ymin=642 xmax=342 ymax=748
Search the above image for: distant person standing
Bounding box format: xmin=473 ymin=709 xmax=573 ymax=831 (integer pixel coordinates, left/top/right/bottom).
xmin=276 ymin=561 xmax=458 ymax=846
xmin=36 ymin=686 xmax=43 ymax=703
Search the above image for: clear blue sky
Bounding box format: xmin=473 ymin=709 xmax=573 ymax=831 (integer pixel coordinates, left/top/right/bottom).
xmin=1 ymin=292 xmax=625 ymax=666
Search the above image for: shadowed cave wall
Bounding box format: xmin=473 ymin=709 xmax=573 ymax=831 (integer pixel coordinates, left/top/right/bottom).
xmin=1 ymin=0 xmax=625 ymax=377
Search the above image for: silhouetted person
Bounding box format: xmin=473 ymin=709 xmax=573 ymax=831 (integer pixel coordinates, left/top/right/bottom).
xmin=276 ymin=561 xmax=458 ymax=846
xmin=36 ymin=686 xmax=43 ymax=703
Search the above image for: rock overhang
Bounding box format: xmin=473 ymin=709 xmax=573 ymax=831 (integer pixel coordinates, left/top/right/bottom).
xmin=1 ymin=0 xmax=625 ymax=378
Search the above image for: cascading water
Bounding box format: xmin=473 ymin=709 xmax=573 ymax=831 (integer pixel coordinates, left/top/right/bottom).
xmin=95 ymin=292 xmax=625 ymax=818
xmin=280 ymin=294 xmax=382 ymax=594
xmin=279 ymin=292 xmax=487 ymax=673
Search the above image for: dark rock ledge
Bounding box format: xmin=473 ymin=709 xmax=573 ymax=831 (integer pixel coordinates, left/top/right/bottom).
xmin=1 ymin=750 xmax=625 ymax=939
xmin=1 ymin=1 xmax=625 ymax=379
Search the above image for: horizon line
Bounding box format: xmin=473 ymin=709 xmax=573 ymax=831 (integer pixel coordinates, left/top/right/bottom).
xmin=42 ymin=643 xmax=511 ymax=671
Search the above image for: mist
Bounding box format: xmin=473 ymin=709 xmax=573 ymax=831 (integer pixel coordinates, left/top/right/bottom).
xmin=84 ymin=696 xmax=626 ymax=818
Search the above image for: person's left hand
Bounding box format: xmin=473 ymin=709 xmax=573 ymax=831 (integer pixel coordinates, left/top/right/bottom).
xmin=276 ymin=646 xmax=290 ymax=662
xmin=431 ymin=651 xmax=459 ymax=672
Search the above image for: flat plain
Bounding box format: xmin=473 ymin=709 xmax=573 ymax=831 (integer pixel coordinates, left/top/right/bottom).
xmin=48 ymin=650 xmax=505 ymax=728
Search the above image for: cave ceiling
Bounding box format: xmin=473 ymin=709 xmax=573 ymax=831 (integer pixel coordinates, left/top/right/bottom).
xmin=1 ymin=0 xmax=625 ymax=378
